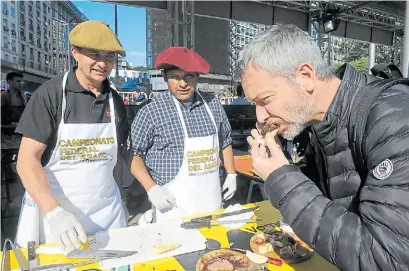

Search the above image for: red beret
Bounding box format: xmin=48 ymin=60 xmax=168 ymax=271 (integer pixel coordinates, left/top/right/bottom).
xmin=155 ymin=47 xmax=211 ymax=74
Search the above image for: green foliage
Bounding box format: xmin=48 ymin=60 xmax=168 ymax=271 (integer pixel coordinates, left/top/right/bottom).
xmin=351 ymin=57 xmax=369 ymax=72
xmin=130 ymin=66 xmax=149 ymax=71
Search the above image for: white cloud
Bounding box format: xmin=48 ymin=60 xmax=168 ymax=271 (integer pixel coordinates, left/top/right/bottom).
xmin=127 ymin=51 xmax=146 ymax=57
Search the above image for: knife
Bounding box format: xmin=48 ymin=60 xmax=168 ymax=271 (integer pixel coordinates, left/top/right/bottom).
xmin=65 ymin=249 xmax=137 ymax=259
xmin=28 ymin=241 xmax=39 ymax=271
xmin=190 ymin=206 xmax=259 ymax=222
xmin=181 ymin=219 xmax=261 ymax=229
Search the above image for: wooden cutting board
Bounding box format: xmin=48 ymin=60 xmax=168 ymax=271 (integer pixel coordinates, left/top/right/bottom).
xmin=91 ymin=220 xmax=207 ymax=269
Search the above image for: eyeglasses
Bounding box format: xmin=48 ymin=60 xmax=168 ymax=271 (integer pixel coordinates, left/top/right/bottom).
xmin=79 ymin=49 xmax=117 ymax=62
xmin=166 ymin=73 xmax=197 ymax=81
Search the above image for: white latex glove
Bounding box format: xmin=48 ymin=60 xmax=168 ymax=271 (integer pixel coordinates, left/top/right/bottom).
xmin=147 ymin=185 xmax=176 ymax=212
xmin=44 ymin=206 xmax=87 ymax=253
xmin=223 ymin=174 xmax=237 ymax=200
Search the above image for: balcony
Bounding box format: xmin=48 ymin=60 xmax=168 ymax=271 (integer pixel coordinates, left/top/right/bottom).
xmin=20 ymin=21 xmax=25 ymax=26
xmin=11 ymin=29 xmax=16 ymax=36
xmin=3 ymin=26 xmax=9 ymax=32
xmin=29 ymin=25 xmax=34 ymax=31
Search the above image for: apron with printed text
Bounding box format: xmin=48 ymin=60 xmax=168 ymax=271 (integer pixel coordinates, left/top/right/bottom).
xmin=154 ymin=91 xmax=222 ymax=222
xmin=15 ymin=72 xmax=126 ymax=247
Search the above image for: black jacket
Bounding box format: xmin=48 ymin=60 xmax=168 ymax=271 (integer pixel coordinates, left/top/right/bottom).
xmin=264 ymin=65 xmax=409 ymax=271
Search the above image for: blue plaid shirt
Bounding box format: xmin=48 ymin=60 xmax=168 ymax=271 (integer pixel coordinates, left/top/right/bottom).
xmin=127 ymin=90 xmax=232 ymax=185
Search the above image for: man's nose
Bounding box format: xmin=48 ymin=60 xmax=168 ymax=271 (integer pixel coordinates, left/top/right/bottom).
xmin=179 ymin=79 xmax=188 ymax=88
xmin=256 ymin=105 xmax=269 ymax=124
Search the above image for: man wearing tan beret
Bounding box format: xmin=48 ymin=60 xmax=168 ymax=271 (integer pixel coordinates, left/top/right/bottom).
xmin=15 ymin=20 xmax=128 ymax=252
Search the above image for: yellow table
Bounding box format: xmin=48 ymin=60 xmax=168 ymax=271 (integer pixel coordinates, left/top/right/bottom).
xmin=1 ymin=201 xmax=339 ymax=271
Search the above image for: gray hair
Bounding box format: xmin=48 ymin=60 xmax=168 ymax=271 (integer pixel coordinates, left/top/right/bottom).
xmin=237 ymin=24 xmax=332 ymax=80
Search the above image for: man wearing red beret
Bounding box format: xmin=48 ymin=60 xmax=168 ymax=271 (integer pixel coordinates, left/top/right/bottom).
xmin=128 ymin=47 xmax=237 ymax=223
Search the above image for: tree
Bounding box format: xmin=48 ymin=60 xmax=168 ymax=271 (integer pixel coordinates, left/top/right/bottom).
xmin=351 ymin=57 xmax=368 ymax=72
xmin=130 ymin=66 xmax=149 ymax=71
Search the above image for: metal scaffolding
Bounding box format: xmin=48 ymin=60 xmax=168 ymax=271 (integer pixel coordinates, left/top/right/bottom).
xmin=229 ymin=21 xmax=239 ymax=94
xmin=167 ymin=0 xmax=195 ymax=50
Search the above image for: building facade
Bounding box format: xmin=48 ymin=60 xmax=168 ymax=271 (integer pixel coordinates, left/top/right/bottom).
xmin=1 ymin=0 xmax=87 ymax=90
xmin=145 ymin=8 xmax=171 ymax=69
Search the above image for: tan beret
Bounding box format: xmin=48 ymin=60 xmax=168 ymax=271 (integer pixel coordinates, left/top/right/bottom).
xmin=69 ymin=20 xmax=126 ymax=57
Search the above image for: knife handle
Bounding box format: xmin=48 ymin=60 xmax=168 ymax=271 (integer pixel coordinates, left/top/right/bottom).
xmin=181 ymin=221 xmax=211 ymax=229
xmin=27 ymin=241 xmax=36 ymax=261
xmin=190 ymin=215 xmax=212 ymax=223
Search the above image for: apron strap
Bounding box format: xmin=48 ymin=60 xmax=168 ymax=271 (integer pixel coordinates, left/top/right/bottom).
xmin=60 ymin=72 xmax=70 ymax=125
xmin=172 ymin=95 xmax=189 ymax=138
xmin=196 ymin=91 xmax=218 ymax=133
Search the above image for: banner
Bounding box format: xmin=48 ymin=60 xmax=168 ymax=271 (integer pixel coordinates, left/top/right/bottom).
xmin=108 ymin=70 xmax=151 ymax=90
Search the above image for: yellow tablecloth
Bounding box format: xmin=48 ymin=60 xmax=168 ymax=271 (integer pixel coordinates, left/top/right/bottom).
xmin=1 ymin=201 xmax=338 ymax=271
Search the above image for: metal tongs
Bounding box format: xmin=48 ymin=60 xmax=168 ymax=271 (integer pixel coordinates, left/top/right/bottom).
xmin=2 ymin=238 xmax=29 ymax=271
xmin=181 ymin=206 xmax=260 ymax=229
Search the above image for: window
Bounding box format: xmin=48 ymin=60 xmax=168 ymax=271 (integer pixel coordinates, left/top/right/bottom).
xmin=43 ymin=3 xmax=47 ymax=12
xmin=13 ymin=57 xmax=17 ymax=64
xmin=4 ymin=54 xmax=9 ymax=61
xmin=11 ymin=6 xmax=15 ymax=17
xmin=2 ymin=2 xmax=7 ymax=15
xmin=11 ymin=23 xmax=16 ymax=36
xmin=29 ymin=32 xmax=33 ymax=43
xmin=21 ymin=44 xmax=25 ymax=54
xmin=30 ymin=47 xmax=34 ymax=58
xmin=20 ymin=12 xmax=25 ymax=26
xmin=20 ymin=1 xmax=25 ymax=11
xmin=28 ymin=4 xmax=32 ymax=15
xmin=37 ymin=10 xmax=40 ymax=19
xmin=29 ymin=18 xmax=33 ymax=29
xmin=11 ymin=40 xmax=16 ymax=52
xmin=38 ymin=51 xmax=41 ymax=61
xmin=3 ymin=36 xmax=8 ymax=48
xmin=20 ymin=27 xmax=25 ymax=40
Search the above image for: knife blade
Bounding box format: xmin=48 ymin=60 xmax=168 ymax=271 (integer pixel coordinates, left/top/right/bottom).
xmin=190 ymin=206 xmax=259 ymax=222
xmin=181 ymin=219 xmax=261 ymax=229
xmin=65 ymin=249 xmax=137 ymax=259
xmin=28 ymin=241 xmax=39 ymax=271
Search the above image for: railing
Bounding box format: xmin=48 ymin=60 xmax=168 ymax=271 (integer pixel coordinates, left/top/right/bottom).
xmin=219 ymin=97 xmax=235 ymax=105
xmin=117 ymin=91 xmax=147 ymax=105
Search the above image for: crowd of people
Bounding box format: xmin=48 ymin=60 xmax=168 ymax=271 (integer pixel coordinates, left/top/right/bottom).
xmin=3 ymin=19 xmax=409 ymax=270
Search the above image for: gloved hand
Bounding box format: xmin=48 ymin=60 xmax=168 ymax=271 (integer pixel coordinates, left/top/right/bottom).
xmin=223 ymin=174 xmax=237 ymax=201
xmin=147 ymin=185 xmax=176 ymax=212
xmin=44 ymin=206 xmax=87 ymax=253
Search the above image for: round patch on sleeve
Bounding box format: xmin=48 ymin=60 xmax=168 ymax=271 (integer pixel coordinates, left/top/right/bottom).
xmin=372 ymin=159 xmax=393 ymax=180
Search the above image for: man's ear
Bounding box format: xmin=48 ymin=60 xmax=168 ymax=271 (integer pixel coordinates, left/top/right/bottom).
xmin=161 ymin=71 xmax=168 ymax=82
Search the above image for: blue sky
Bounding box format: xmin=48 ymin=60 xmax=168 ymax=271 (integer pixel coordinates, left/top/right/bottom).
xmin=73 ymin=1 xmax=147 ymax=67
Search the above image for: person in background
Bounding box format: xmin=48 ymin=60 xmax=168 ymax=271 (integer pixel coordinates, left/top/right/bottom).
xmin=132 ymin=89 xmax=146 ymax=104
xmin=142 ymin=73 xmax=150 ymax=85
xmin=230 ymin=84 xmax=250 ymax=105
xmin=128 ymin=47 xmax=237 ymax=223
xmin=14 ymin=20 xmax=129 ymax=252
xmin=136 ymin=72 xmax=143 ymax=85
xmin=1 ymin=72 xmax=26 ymax=107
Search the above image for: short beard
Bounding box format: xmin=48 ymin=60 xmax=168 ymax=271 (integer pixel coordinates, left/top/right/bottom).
xmin=281 ymin=83 xmax=313 ymax=140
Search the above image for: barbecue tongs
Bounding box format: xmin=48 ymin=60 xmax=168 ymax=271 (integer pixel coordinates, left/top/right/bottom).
xmin=181 ymin=206 xmax=259 ymax=229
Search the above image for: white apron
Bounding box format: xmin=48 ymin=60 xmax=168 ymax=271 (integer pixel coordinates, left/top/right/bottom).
xmin=154 ymin=91 xmax=222 ymax=222
xmin=15 ymin=72 xmax=126 ymax=247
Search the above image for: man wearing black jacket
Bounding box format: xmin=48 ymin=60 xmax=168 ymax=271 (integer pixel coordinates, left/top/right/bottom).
xmin=239 ymin=24 xmax=409 ymax=271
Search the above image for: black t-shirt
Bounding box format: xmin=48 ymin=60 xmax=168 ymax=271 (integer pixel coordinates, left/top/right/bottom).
xmin=16 ymin=67 xmax=128 ymax=166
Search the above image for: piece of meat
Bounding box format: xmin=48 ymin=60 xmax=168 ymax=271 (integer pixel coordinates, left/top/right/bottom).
xmin=260 ymin=120 xmax=277 ymax=136
xmin=206 ymin=259 xmax=234 ymax=271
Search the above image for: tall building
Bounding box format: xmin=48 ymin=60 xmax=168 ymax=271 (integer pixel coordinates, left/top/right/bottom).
xmin=146 ymin=8 xmax=171 ymax=69
xmin=1 ymin=0 xmax=87 ymax=89
xmin=229 ymin=21 xmax=266 ymax=87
